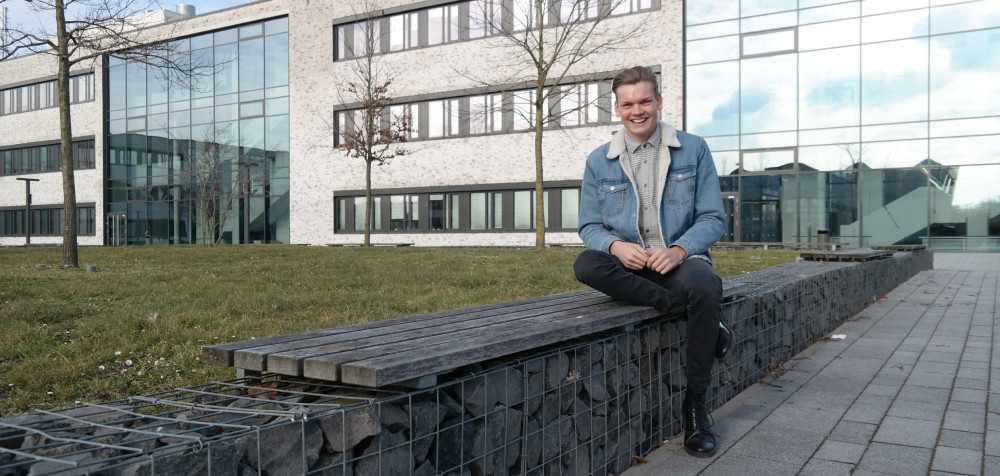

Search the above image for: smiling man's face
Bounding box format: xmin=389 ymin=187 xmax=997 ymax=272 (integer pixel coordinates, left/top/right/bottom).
xmin=614 ymin=81 xmax=663 ymax=143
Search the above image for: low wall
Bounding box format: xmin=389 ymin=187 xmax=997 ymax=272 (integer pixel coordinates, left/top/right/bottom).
xmin=0 ymin=250 xmax=932 ymax=476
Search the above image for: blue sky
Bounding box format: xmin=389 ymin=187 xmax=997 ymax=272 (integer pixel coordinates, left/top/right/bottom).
xmin=3 ymin=0 xmax=257 ymax=32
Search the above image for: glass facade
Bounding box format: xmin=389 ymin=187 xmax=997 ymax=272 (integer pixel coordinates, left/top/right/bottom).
xmin=686 ymin=0 xmax=1000 ymax=250
xmin=105 ymin=17 xmax=290 ymax=245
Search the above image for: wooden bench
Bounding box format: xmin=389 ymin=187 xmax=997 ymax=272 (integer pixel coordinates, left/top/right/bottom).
xmin=711 ymin=242 xmax=848 ymax=251
xmin=202 ymin=283 xmax=750 ymax=389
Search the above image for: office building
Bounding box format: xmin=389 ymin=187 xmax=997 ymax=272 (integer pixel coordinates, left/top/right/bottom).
xmin=1 ymin=0 xmax=998 ymax=250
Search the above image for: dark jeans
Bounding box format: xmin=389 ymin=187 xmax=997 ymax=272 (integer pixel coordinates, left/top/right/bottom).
xmin=573 ymin=249 xmax=722 ymax=395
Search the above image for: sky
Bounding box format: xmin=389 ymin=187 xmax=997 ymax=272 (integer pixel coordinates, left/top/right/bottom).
xmin=2 ymin=0 xmax=256 ymax=33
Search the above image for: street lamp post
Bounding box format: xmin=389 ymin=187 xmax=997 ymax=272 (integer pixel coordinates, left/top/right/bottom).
xmin=16 ymin=178 xmax=40 ymax=245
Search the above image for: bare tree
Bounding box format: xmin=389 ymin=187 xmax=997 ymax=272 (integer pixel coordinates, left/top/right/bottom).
xmin=465 ymin=0 xmax=650 ymax=249
xmin=177 ymin=124 xmax=255 ymax=246
xmin=0 ymin=0 xmax=200 ymax=266
xmin=335 ymin=1 xmax=412 ymax=247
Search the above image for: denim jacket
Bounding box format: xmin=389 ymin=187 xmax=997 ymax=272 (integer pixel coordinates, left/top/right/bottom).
xmin=578 ymin=122 xmax=726 ymax=262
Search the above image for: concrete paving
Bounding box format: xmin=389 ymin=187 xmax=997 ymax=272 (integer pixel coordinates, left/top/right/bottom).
xmin=623 ymin=252 xmax=999 ymax=476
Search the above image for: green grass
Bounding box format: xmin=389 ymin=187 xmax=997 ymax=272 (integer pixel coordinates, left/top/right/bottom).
xmin=0 ymin=245 xmax=801 ymax=416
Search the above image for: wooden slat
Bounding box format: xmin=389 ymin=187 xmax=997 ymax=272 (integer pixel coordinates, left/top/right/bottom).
xmin=258 ymin=294 xmax=614 ymax=376
xmin=300 ymin=299 xmax=631 ymax=382
xmin=202 ymin=289 xmax=597 ymax=367
xmin=338 ymin=302 xmax=660 ymax=387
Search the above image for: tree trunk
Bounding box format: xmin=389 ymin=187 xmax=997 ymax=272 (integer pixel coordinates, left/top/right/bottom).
xmin=55 ymin=0 xmax=78 ymax=267
xmin=364 ymin=158 xmax=373 ymax=247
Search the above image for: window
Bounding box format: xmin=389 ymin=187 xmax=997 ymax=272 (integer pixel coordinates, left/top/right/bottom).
xmin=428 ymin=99 xmax=460 ymax=138
xmin=354 ymin=196 xmax=382 ymax=231
xmin=0 ymin=73 xmax=94 ymax=117
xmin=0 ymin=206 xmax=96 ymax=237
xmin=390 ymin=195 xmax=420 ymax=230
xmin=561 ymin=83 xmax=600 ymax=127
xmin=0 ymin=140 xmax=96 ymax=176
xmin=513 ymin=90 xmax=536 ymax=131
xmin=742 ymin=27 xmax=797 ymax=57
xmin=429 ymin=193 xmax=461 ymax=230
xmin=470 ymin=93 xmax=502 ymax=134
xmin=335 ymin=0 xmax=656 ymax=59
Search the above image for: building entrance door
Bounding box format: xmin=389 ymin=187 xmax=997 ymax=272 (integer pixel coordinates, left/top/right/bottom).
xmin=721 ymin=193 xmax=739 ymax=242
xmin=106 ymin=213 xmax=127 ymax=246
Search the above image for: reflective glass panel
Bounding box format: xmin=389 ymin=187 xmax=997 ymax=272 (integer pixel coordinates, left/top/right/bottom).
xmin=742 ymin=28 xmax=795 ymax=57
xmin=741 ymin=54 xmax=797 ymax=134
xmin=861 ymin=39 xmax=928 ymax=125
xmin=930 ymin=30 xmax=1000 ymax=120
xmin=799 ymin=46 xmax=860 ymax=130
xmin=931 ymin=1 xmax=1000 ymax=35
xmin=687 ymin=0 xmax=738 ymax=24
xmin=861 ymin=9 xmax=928 ymax=43
xmin=687 ymin=61 xmax=739 ymax=137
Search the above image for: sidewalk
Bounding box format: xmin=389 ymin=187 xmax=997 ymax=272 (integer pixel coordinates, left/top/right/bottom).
xmin=623 ymin=252 xmax=999 ymax=476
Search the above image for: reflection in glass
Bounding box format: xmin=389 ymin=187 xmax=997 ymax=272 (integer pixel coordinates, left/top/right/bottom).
xmin=799 ymin=18 xmax=859 ymax=50
xmin=863 ymin=140 xmax=928 ymax=169
xmin=861 ymin=39 xmax=928 ymax=125
xmin=687 ymin=62 xmax=739 ymax=136
xmin=930 ymin=30 xmax=1000 ymax=120
xmin=861 ymin=9 xmax=928 ymax=43
xmin=561 ymin=189 xmax=579 ymax=229
xmin=741 ymin=54 xmax=797 ymax=134
xmin=742 ymin=149 xmax=795 ymax=172
xmin=742 ymin=28 xmax=795 ymax=56
xmin=687 ymin=0 xmax=738 ymax=24
xmin=799 ymin=144 xmax=862 ymax=171
xmin=799 ymin=47 xmax=859 ymax=129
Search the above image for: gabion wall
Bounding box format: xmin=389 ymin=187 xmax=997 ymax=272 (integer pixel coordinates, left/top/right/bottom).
xmin=0 ymin=251 xmax=932 ymax=476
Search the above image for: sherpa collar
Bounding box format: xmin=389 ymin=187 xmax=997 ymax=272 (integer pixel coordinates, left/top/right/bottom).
xmin=606 ymin=121 xmax=681 ymax=159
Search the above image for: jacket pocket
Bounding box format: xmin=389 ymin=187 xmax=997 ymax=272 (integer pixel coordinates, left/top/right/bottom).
xmin=667 ymin=167 xmax=696 ymax=205
xmin=598 ymin=180 xmax=630 ymax=219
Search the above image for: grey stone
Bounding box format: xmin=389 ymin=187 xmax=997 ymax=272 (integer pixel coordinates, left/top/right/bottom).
xmin=858 ymin=442 xmax=932 ymax=475
xmin=813 ymin=440 xmax=866 ymax=464
xmin=317 ymin=409 xmax=381 ymax=453
xmin=354 ymin=429 xmax=409 ymax=476
xmin=938 ymin=429 xmax=984 ymax=451
xmin=244 ymin=421 xmax=322 ymax=476
xmin=931 ymin=446 xmax=982 ymax=475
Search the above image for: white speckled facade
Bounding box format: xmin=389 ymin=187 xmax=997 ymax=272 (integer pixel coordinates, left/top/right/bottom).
xmin=1 ymin=0 xmax=684 ymax=247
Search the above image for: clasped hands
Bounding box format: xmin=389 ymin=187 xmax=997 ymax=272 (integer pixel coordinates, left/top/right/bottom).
xmin=609 ymin=241 xmax=687 ymax=274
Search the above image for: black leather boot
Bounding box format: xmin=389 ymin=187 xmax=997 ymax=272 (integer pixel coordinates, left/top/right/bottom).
xmin=682 ymin=393 xmax=717 ymax=458
xmin=715 ymin=321 xmax=733 ymax=361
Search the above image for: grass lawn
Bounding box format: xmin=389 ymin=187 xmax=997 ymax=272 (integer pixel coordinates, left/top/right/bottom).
xmin=0 ymin=245 xmax=802 ymax=416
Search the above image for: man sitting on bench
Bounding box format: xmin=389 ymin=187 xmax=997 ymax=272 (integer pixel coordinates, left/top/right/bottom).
xmin=573 ymin=66 xmax=733 ymax=459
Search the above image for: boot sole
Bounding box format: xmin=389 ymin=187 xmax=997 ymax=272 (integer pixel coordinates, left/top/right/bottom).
xmin=684 ymin=446 xmax=717 ymax=458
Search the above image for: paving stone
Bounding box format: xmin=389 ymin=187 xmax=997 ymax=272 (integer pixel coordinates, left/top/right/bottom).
xmin=800 ymin=458 xmax=855 ymax=476
xmin=942 ymin=410 xmax=986 ymax=433
xmin=986 ymin=456 xmax=1000 ymax=475
xmin=726 ymin=424 xmax=824 ymax=466
xmin=814 ymin=440 xmax=866 ymax=464
xmin=947 ymin=400 xmax=985 ymax=414
xmin=886 ymin=399 xmax=946 ymax=422
xmin=858 ymin=442 xmax=932 ymax=475
xmin=912 ymin=361 xmax=959 ymax=375
xmin=954 ymin=377 xmax=988 ymax=391
xmin=931 ymin=446 xmax=982 ymax=475
xmin=897 ymin=385 xmax=951 ymax=405
xmin=842 ymin=395 xmax=892 ymax=425
xmin=986 ymin=432 xmax=1000 ymax=457
xmin=937 ymin=430 xmax=984 ymax=451
xmin=873 ymin=416 xmax=940 ymax=449
xmin=828 ymin=421 xmax=877 ymax=446
xmin=952 ymin=388 xmax=989 ymax=404
xmin=700 ymin=453 xmax=801 ymax=476
xmin=906 ymin=371 xmax=956 ymax=389
xmin=862 ymin=384 xmax=900 ymax=398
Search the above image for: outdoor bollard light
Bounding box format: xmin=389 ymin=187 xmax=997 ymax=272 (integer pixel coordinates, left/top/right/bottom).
xmin=15 ymin=178 xmax=40 ymax=245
